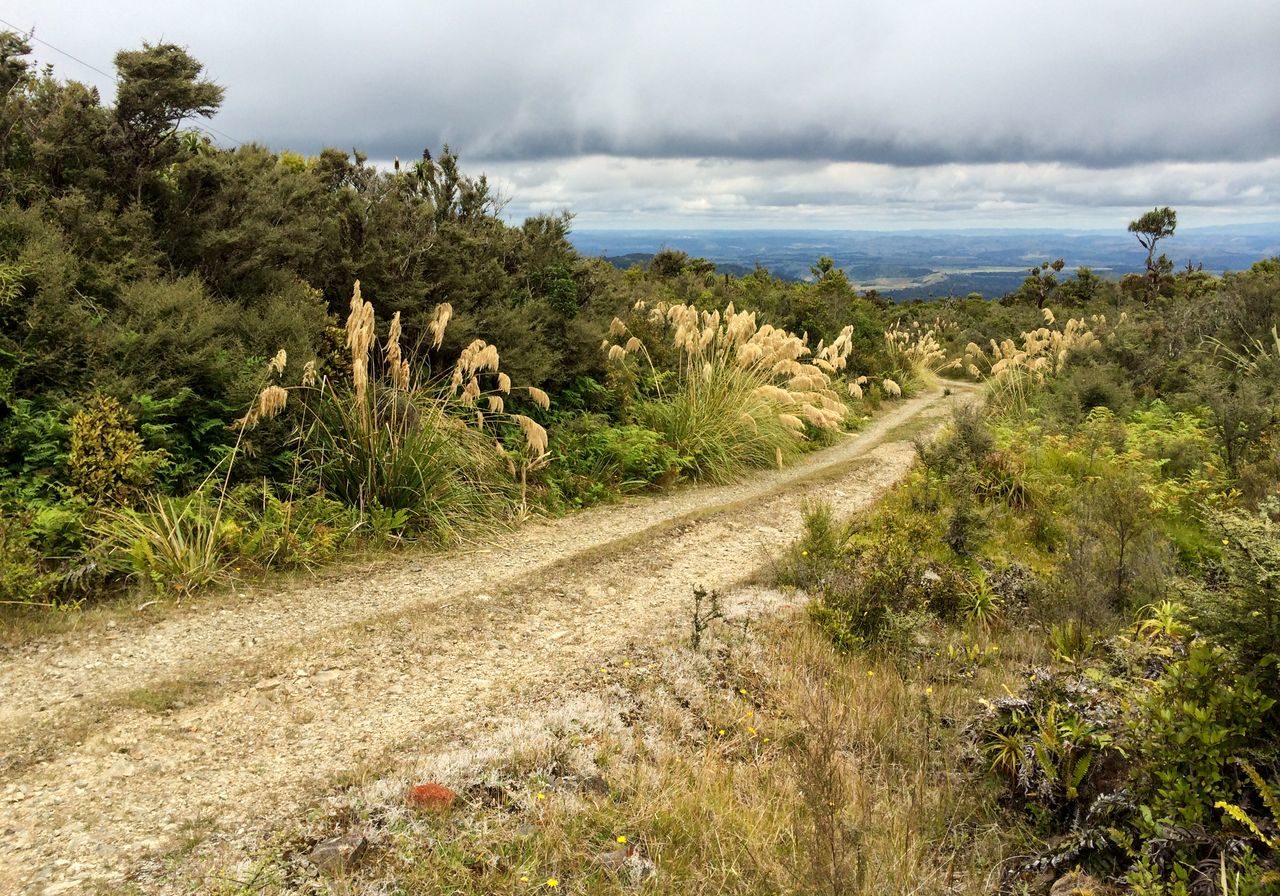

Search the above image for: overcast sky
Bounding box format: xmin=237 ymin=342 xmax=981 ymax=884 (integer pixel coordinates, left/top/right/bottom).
xmin=6 ymin=0 xmax=1280 ymax=229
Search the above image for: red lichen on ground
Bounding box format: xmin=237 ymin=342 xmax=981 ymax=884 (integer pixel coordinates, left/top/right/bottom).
xmin=406 ymin=782 xmax=457 ymax=812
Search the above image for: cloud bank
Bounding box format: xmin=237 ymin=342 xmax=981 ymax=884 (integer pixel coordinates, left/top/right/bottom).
xmin=9 ymin=0 xmax=1280 ymax=226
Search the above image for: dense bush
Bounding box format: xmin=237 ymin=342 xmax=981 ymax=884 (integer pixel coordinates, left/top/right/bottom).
xmin=544 ymin=415 xmax=678 ymax=507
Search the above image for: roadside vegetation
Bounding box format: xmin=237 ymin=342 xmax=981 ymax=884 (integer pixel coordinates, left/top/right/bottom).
xmin=773 ymin=265 xmax=1280 ymax=893
xmin=0 ymin=35 xmax=919 ymax=617
xmin=253 ymin=252 xmax=1276 ymax=895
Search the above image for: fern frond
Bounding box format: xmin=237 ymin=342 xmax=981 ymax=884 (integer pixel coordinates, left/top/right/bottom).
xmin=1215 ymin=800 xmax=1270 ymax=845
xmin=1237 ymin=759 xmax=1280 ymax=823
xmin=1067 ymin=752 xmax=1094 ymax=799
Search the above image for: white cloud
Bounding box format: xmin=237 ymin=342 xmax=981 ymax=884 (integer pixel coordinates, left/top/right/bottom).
xmin=485 ymin=156 xmax=1280 ymax=228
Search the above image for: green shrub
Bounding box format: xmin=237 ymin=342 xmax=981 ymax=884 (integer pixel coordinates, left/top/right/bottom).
xmin=288 ymin=284 xmax=544 ymax=539
xmin=67 ymin=394 xmax=163 ymax=504
xmin=636 ymin=362 xmax=806 ymax=483
xmin=1132 ymin=642 xmax=1276 ymax=828
xmin=775 ymin=499 xmax=855 ymax=587
xmin=1188 ymin=502 xmax=1280 ymax=693
xmin=545 ymin=415 xmax=677 ymax=507
xmin=605 ymin=301 xmax=853 ymax=483
xmin=222 ymin=484 xmax=355 ymax=571
xmin=805 ymin=515 xmax=943 ymax=652
xmin=0 ymin=518 xmax=60 ymax=605
xmin=306 ymin=390 xmax=508 ymax=535
xmin=92 ymin=492 xmax=232 ymax=596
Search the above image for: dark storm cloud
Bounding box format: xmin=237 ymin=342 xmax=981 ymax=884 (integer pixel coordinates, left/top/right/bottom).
xmin=8 ymin=0 xmax=1280 ymax=225
xmin=12 ymin=0 xmax=1279 ymax=167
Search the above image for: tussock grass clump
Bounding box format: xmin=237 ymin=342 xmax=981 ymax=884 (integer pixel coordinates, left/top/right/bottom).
xmin=244 ymin=282 xmax=551 ymax=537
xmin=94 ymin=492 xmax=231 ymax=597
xmin=956 ymin=309 xmax=1108 ymax=414
xmin=883 ymin=320 xmax=949 ymax=389
xmin=604 ymin=301 xmax=855 ymax=482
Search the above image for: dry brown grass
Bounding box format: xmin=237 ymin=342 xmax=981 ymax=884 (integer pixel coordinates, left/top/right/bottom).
xmin=226 ymin=605 xmax=1042 ymax=895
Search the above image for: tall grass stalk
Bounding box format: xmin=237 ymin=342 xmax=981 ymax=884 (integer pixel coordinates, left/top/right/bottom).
xmin=958 ymin=309 xmax=1109 ymax=414
xmin=256 ymin=282 xmax=551 ymax=537
xmin=884 ymin=320 xmax=950 ymax=388
xmin=605 ymin=301 xmax=855 ymax=482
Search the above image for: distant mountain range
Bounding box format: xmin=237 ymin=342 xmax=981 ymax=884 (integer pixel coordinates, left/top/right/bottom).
xmin=569 ymin=225 xmax=1280 ymax=300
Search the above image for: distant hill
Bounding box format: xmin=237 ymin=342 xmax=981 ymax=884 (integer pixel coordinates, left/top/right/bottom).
xmin=600 ymin=253 xmax=758 ymax=279
xmin=572 ymin=225 xmax=1280 ymax=299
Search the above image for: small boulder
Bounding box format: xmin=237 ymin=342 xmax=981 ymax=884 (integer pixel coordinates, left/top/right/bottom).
xmin=307 ymin=828 xmax=367 ymax=874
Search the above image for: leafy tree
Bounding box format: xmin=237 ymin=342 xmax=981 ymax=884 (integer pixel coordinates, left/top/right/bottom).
xmin=810 ymin=256 xmax=838 ymax=280
xmin=112 ymin=43 xmax=224 ymax=201
xmin=0 ymin=30 xmax=31 ymax=94
xmin=1010 ymin=258 xmax=1065 ymax=308
xmin=649 ymin=248 xmax=689 ymax=278
xmin=1128 ymin=207 xmax=1177 ymax=302
xmin=1060 ymin=265 xmax=1104 ymax=305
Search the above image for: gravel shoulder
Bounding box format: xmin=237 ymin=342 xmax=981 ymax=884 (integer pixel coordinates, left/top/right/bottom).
xmin=0 ymin=387 xmax=969 ymax=895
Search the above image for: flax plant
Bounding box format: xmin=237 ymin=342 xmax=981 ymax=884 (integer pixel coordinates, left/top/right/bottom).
xmin=604 ymin=301 xmax=856 ymax=481
xmin=91 ymin=351 xmax=291 ymax=595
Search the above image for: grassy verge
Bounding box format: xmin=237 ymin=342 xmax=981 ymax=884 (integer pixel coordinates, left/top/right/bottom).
xmin=202 ymin=599 xmax=1035 ymax=895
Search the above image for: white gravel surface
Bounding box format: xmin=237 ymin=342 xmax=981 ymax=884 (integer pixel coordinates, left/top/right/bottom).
xmin=0 ymin=387 xmax=968 ymax=894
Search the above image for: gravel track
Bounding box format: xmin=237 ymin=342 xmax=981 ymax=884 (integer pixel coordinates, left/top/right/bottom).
xmin=0 ymin=387 xmax=968 ymax=895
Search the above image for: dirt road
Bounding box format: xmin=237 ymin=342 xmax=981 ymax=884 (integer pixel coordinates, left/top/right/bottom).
xmin=0 ymin=387 xmax=967 ymax=894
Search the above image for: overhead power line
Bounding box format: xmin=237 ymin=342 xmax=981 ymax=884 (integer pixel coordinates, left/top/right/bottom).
xmin=0 ymin=15 xmax=243 ymax=147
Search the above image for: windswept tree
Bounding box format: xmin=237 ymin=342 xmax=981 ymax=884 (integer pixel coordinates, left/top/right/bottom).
xmin=1128 ymin=206 xmax=1177 ymax=302
xmin=0 ymin=29 xmax=31 ymax=94
xmin=112 ymin=42 xmax=224 ymax=200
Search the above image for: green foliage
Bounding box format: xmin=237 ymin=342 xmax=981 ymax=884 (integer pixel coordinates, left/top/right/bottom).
xmin=962 ymin=573 xmax=1003 ymax=629
xmin=112 ymin=42 xmax=225 ymax=200
xmin=0 ymin=399 xmax=69 ymax=498
xmin=635 ymin=362 xmax=805 ymax=484
xmin=1046 ymin=619 xmax=1098 ymax=665
xmin=67 ymin=394 xmax=162 ymax=504
xmin=545 ymin=415 xmax=677 ymax=507
xmin=304 ymin=386 xmax=508 ymax=538
xmin=221 ymin=484 xmax=355 ymax=571
xmin=1132 ymin=642 xmax=1275 ymax=827
xmin=776 ymin=499 xmax=856 ymax=587
xmin=976 ymin=688 xmax=1115 ymax=812
xmin=804 ymin=509 xmax=955 ymax=652
xmin=0 ymin=518 xmax=60 ymax=605
xmin=93 ymin=492 xmax=232 ymax=596
xmin=1129 ymin=207 xmax=1178 ymax=302
xmin=1190 ymin=502 xmax=1280 ymax=686
xmin=288 ymin=289 xmax=543 ymax=540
